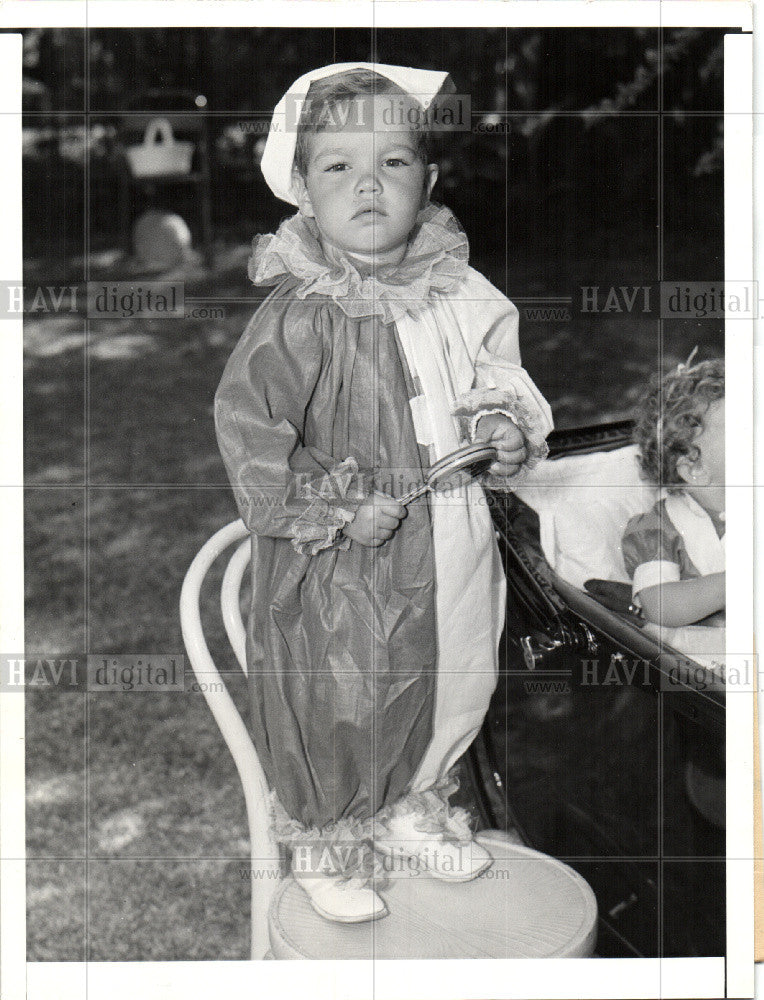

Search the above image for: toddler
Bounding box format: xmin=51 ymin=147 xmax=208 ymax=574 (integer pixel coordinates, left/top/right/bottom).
xmin=214 ymin=62 xmax=553 ymax=923
xmin=622 ymin=356 xmax=725 ymax=628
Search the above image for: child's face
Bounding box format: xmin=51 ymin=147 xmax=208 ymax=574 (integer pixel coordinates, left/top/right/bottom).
xmin=292 ymin=105 xmax=438 ymax=265
xmin=678 ymin=397 xmax=725 ymax=510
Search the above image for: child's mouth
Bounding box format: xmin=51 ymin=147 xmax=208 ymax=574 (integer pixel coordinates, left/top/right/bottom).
xmin=352 ymin=207 xmax=386 ymax=219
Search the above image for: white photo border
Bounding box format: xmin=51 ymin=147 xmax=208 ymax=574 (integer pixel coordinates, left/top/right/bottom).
xmin=0 ymin=4 xmax=755 ymax=999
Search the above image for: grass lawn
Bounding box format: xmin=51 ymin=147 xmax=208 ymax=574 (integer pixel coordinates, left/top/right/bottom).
xmin=23 ymin=233 xmax=723 ymax=960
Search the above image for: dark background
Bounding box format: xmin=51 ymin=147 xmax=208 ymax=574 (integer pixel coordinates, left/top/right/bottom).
xmin=18 ymin=27 xmax=727 ymax=423
xmin=18 ymin=27 xmax=728 ymax=961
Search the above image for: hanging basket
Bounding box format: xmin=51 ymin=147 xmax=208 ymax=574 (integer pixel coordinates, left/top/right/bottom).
xmin=125 ymin=117 xmax=194 ymax=178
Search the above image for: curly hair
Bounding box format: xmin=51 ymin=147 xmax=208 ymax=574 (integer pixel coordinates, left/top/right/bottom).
xmin=292 ymin=69 xmax=432 ymax=180
xmin=633 ymin=358 xmax=724 ymax=489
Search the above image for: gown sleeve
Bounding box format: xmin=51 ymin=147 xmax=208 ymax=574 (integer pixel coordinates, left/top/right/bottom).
xmin=214 ymin=286 xmax=368 ymax=554
xmin=449 ymin=270 xmax=554 ymax=478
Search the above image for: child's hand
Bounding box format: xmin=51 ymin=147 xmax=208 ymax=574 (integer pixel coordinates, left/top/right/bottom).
xmin=343 ymin=492 xmax=407 ymax=547
xmin=474 ymin=413 xmax=527 ymax=476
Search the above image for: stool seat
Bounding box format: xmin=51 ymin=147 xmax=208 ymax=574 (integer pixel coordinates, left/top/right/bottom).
xmin=268 ymin=832 xmax=597 ymax=960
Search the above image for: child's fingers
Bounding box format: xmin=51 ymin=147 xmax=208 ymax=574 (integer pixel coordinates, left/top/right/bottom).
xmin=370 ymin=527 xmax=395 ymax=545
xmin=476 ymin=412 xmax=522 ymax=433
xmin=373 ymin=511 xmax=402 ymax=531
xmin=494 ymin=445 xmax=527 ymax=465
xmin=490 ymin=446 xmax=527 ymax=475
xmin=490 ymin=462 xmax=521 ymax=477
xmin=494 ymin=426 xmax=526 ymax=448
xmin=373 ymin=493 xmax=407 ymax=520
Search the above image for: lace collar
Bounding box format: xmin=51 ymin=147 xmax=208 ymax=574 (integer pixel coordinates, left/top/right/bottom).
xmin=248 ymin=202 xmax=470 ymax=325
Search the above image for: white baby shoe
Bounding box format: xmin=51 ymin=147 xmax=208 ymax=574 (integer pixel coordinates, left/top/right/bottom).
xmin=374 ymin=810 xmax=492 ymax=882
xmin=292 ymin=863 xmax=388 ymax=923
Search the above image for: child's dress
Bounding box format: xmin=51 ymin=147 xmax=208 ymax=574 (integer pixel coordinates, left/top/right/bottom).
xmin=622 ymin=491 xmax=726 ymax=661
xmin=622 ymin=492 xmax=725 ymax=615
xmin=214 ymin=203 xmax=553 ymax=857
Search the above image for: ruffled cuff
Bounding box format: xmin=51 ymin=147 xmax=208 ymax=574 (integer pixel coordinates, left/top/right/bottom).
xmin=291 ymin=456 xmax=369 ymax=555
xmin=452 ymin=387 xmax=550 ymax=486
xmin=372 ymin=772 xmax=475 ymax=846
xmin=270 ymin=791 xmax=386 ymax=885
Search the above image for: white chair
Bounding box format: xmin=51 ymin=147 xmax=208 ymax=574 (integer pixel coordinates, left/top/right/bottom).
xmin=180 ymin=518 xmax=278 ymax=960
xmin=180 ymin=519 xmax=599 ymax=960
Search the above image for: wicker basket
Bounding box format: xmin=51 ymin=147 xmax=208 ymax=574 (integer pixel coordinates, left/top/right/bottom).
xmin=125 ymin=118 xmax=194 ymax=178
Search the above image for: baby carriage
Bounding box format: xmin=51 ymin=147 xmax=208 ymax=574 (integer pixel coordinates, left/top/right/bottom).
xmin=464 ymin=420 xmax=725 ymax=958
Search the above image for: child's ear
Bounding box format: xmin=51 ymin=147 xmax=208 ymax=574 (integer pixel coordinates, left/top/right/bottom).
xmin=677 ymin=453 xmax=710 ymax=487
xmin=420 ymin=163 xmax=439 ymax=207
xmin=291 ymin=171 xmax=315 ymax=218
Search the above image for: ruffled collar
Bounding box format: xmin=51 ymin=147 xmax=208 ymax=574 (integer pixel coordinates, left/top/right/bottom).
xmin=659 ymin=489 xmax=725 ymax=540
xmin=248 ymin=202 xmax=470 ymax=325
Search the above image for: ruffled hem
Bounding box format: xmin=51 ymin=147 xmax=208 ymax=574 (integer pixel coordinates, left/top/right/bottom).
xmin=268 ymin=771 xmax=473 ymax=885
xmin=452 ymin=387 xmax=550 ymax=486
xmin=372 ymin=772 xmax=474 ymax=845
xmin=290 ymin=456 xmax=368 ymax=555
xmin=248 ymin=202 xmax=470 ymax=325
xmin=269 ymin=791 xmax=388 ymax=885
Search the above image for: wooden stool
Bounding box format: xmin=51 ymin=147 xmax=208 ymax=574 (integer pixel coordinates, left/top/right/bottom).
xmin=268 ymin=832 xmax=597 ymax=960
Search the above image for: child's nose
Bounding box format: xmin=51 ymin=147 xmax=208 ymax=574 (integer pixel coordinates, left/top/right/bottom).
xmin=355 ymin=170 xmax=382 ymax=195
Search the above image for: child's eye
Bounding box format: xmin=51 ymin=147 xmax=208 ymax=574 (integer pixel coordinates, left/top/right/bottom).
xmin=384 ymin=157 xmax=409 ymax=167
xmin=324 ymin=162 xmax=348 ymax=173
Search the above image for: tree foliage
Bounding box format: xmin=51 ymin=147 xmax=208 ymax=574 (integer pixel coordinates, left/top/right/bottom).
xmin=14 ymin=27 xmax=726 ymax=253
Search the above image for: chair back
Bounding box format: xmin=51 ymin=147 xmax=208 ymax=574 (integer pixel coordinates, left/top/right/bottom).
xmin=179 ymin=519 xmax=280 ymax=959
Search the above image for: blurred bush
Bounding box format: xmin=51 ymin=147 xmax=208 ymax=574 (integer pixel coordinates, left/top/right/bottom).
xmin=11 ymin=26 xmax=727 ymax=260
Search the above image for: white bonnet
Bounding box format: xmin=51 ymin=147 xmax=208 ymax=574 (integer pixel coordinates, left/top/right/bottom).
xmin=260 ymin=62 xmax=454 ymax=206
